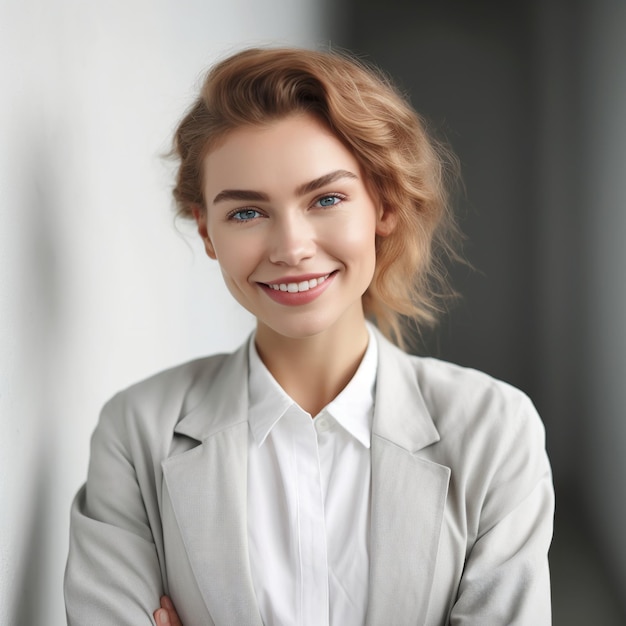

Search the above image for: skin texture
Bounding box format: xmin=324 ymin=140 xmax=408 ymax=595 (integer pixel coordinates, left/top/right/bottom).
xmin=194 ymin=112 xmax=395 ymax=415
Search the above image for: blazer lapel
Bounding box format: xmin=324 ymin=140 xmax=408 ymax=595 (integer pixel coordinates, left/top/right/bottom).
xmin=367 ymin=331 xmax=451 ymax=625
xmin=160 ymin=328 xmax=450 ymax=625
xmin=162 ymin=341 xmax=263 ymax=626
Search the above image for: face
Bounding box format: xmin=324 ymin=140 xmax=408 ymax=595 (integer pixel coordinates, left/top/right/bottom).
xmin=195 ymin=113 xmax=394 ymax=344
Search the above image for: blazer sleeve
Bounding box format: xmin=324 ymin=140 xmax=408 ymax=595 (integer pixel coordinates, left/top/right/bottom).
xmin=64 ymin=393 xmax=163 ymax=625
xmin=448 ymin=393 xmax=554 ymax=625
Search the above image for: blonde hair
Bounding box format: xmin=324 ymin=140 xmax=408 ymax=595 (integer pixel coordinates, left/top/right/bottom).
xmin=172 ymin=47 xmax=462 ymax=347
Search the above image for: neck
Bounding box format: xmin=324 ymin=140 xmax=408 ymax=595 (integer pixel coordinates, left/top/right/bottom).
xmin=255 ymin=320 xmax=370 ymax=417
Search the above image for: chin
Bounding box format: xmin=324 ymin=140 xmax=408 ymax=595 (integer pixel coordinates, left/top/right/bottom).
xmin=258 ymin=313 xmax=342 ymax=342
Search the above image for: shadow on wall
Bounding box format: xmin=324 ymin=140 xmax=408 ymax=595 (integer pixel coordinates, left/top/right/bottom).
xmin=10 ymin=135 xmax=64 ymax=625
xmin=550 ymin=496 xmax=625 ymax=625
xmin=14 ymin=454 xmax=52 ymax=626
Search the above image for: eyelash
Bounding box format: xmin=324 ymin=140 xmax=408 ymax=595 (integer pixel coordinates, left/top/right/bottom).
xmin=227 ymin=208 xmax=264 ymax=222
xmin=225 ymin=193 xmax=347 ymax=223
xmin=313 ymin=193 xmax=345 ymax=208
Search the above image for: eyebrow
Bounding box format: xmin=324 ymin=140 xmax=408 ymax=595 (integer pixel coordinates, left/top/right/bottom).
xmin=211 ymin=169 xmax=358 ymax=205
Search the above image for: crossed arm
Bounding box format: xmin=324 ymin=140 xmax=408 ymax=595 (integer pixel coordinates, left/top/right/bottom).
xmin=67 ymin=379 xmax=552 ymax=624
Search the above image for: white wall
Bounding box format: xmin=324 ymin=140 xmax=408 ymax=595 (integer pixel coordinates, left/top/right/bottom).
xmin=0 ymin=1 xmax=324 ymax=624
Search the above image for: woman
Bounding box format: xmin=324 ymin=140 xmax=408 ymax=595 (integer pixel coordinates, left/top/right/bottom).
xmin=65 ymin=47 xmax=554 ymax=625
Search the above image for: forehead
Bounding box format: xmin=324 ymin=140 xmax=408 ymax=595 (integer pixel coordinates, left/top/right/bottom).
xmin=202 ymin=113 xmax=362 ymax=194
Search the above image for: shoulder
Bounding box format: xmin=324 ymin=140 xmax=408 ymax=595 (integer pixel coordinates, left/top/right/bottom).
xmin=382 ymin=347 xmax=553 ymax=532
xmin=405 ymin=353 xmax=549 ymax=502
xmin=418 ymin=355 xmax=545 ymax=464
xmin=376 ymin=335 xmax=548 ymax=486
xmin=413 ymin=355 xmax=536 ymax=429
xmin=108 ymin=352 xmax=232 ymax=412
xmin=382 ymin=337 xmax=541 ymax=440
xmin=95 ymin=347 xmax=245 ymax=451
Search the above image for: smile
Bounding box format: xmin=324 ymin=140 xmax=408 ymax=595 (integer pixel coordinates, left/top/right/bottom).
xmin=266 ymin=274 xmax=331 ymax=293
xmin=260 ymin=272 xmax=336 ymax=306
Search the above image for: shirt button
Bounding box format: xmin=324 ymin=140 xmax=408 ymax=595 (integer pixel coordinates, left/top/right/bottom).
xmin=316 ymin=417 xmax=330 ymax=432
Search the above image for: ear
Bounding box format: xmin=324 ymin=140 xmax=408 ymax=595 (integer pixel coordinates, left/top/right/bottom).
xmin=192 ymin=204 xmax=217 ymax=259
xmin=375 ymin=205 xmax=397 ymax=237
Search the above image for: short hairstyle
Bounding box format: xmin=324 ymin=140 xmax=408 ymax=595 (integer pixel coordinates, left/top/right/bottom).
xmin=172 ymin=46 xmax=462 ymax=347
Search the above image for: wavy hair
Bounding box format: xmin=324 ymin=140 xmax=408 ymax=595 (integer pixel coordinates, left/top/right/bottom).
xmin=172 ymin=46 xmax=462 ymax=347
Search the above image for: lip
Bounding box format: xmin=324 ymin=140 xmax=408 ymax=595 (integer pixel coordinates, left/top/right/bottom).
xmin=258 ymin=271 xmax=336 ymax=306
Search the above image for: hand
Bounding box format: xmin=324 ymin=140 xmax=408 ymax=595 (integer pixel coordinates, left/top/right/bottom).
xmin=154 ymin=596 xmax=183 ymax=626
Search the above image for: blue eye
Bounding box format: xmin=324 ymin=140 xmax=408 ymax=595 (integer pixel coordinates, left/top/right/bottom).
xmin=231 ymin=209 xmax=262 ymax=221
xmin=316 ymin=195 xmax=342 ymax=208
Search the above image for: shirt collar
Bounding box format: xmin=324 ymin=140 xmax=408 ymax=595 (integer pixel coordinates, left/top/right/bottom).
xmin=247 ymin=325 xmax=378 ymax=448
xmin=321 ymin=326 xmax=377 ymax=448
xmin=247 ymin=337 xmax=296 ymax=447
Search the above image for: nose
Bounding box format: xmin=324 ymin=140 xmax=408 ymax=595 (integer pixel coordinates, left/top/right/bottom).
xmin=268 ymin=212 xmax=316 ymax=266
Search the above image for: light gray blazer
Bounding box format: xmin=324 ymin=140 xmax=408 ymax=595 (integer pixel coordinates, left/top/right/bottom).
xmin=65 ymin=328 xmax=553 ymax=625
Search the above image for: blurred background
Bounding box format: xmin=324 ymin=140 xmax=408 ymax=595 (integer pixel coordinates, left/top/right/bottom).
xmin=1 ymin=0 xmax=624 ymax=624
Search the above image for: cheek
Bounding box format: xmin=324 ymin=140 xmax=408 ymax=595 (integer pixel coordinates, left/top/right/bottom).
xmin=333 ymin=214 xmax=378 ymax=266
xmin=211 ymin=234 xmax=260 ymax=281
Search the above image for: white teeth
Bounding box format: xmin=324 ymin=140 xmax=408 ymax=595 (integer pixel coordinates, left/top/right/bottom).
xmin=268 ymin=274 xmax=330 ymax=293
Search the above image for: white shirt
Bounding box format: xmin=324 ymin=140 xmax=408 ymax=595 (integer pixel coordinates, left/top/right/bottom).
xmin=247 ymin=329 xmax=377 ymax=626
